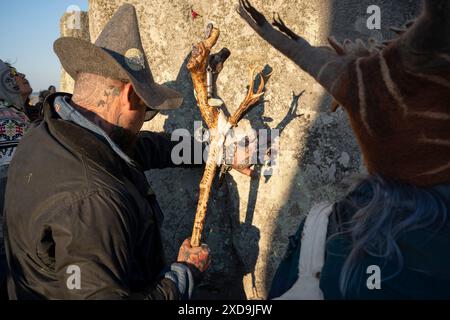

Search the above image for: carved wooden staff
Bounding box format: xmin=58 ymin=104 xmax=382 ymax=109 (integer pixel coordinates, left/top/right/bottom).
xmin=187 ymin=25 xmax=269 ymax=247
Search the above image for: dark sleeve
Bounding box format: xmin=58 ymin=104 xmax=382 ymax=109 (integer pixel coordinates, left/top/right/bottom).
xmin=267 ymin=218 xmax=305 ymax=299
xmin=53 ymin=190 xmax=179 ymax=300
xmin=132 ymin=278 xmax=180 ymax=300
xmin=23 ymin=102 xmax=41 ymax=123
xmin=133 ymin=131 xmax=204 ymax=170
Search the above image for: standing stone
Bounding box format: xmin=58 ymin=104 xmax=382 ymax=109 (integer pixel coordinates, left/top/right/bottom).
xmin=80 ymin=0 xmax=420 ymax=299
xmin=59 ymin=10 xmax=90 ymax=93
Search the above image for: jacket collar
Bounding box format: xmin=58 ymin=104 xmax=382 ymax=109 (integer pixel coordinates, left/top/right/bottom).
xmin=43 ymin=93 xmax=128 ymax=178
xmin=53 ymin=95 xmax=135 ymax=166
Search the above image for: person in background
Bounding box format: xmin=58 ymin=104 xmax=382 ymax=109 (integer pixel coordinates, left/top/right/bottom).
xmin=0 ymin=59 xmax=31 ymax=300
xmin=239 ymin=0 xmax=450 ymax=300
xmin=48 ymin=85 xmax=56 ymax=95
xmin=22 ymin=92 xmax=42 ymax=123
xmin=33 ymin=90 xmax=51 ymax=120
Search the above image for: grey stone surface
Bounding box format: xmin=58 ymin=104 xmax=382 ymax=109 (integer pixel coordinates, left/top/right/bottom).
xmin=59 ymin=11 xmax=90 ymax=93
xmin=62 ymin=0 xmax=420 ymax=299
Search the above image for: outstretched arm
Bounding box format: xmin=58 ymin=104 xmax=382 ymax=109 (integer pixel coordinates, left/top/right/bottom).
xmin=238 ymin=0 xmax=351 ymax=102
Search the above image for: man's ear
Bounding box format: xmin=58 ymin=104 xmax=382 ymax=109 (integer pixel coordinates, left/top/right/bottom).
xmin=120 ymin=83 xmax=134 ymax=111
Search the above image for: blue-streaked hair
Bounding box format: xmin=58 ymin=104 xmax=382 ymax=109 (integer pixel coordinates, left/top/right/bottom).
xmin=331 ymin=175 xmax=450 ymax=297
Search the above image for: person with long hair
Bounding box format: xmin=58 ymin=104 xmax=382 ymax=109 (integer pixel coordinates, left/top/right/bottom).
xmin=269 ymin=176 xmax=450 ymax=299
xmin=239 ymin=0 xmax=450 ymax=299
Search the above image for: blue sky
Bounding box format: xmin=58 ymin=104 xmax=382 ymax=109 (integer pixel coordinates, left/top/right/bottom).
xmin=0 ymin=0 xmax=88 ymax=92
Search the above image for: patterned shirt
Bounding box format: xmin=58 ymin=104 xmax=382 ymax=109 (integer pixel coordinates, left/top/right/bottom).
xmin=0 ymin=100 xmax=30 ymax=176
xmin=0 ymin=99 xmax=29 ymax=273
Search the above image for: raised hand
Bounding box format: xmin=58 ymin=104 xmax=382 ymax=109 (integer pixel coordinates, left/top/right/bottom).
xmin=237 ymin=0 xmax=269 ymax=27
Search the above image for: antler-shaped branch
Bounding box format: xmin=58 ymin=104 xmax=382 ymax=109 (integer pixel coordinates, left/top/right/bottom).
xmin=188 ymin=25 xmax=269 ymax=247
xmin=229 ymin=67 xmax=269 ymax=126
xmin=187 ymin=27 xmax=221 ymax=129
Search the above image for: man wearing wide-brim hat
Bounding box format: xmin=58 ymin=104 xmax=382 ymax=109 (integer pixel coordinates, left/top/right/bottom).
xmin=3 ymin=4 xmax=215 ymax=300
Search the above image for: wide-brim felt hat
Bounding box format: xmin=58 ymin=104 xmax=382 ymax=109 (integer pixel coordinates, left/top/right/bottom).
xmin=54 ymin=4 xmax=183 ymax=120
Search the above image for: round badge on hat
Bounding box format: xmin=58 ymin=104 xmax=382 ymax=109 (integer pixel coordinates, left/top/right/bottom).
xmin=53 ymin=4 xmax=183 ymax=111
xmin=125 ymin=48 xmax=145 ymax=71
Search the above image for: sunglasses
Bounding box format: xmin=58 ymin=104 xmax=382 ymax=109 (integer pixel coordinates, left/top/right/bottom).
xmin=9 ymin=67 xmax=25 ymax=80
xmin=145 ymin=109 xmax=159 ymax=121
xmin=9 ymin=67 xmax=18 ymax=77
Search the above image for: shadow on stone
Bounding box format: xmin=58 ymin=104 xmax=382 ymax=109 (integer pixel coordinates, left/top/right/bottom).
xmin=156 ymin=51 xmax=251 ymax=300
xmin=226 ymin=67 xmax=310 ymax=300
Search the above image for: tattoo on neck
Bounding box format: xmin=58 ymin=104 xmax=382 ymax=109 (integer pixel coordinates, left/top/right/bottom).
xmin=105 ymin=86 xmax=120 ymax=97
xmin=73 ymin=74 xmax=125 ymax=109
xmin=97 ymin=100 xmax=106 ymax=108
xmin=111 ymin=86 xmax=120 ymax=97
xmin=96 ymin=86 xmax=121 ymax=108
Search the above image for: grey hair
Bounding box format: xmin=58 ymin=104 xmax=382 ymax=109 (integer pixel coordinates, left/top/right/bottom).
xmin=329 ymin=175 xmax=449 ymax=297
